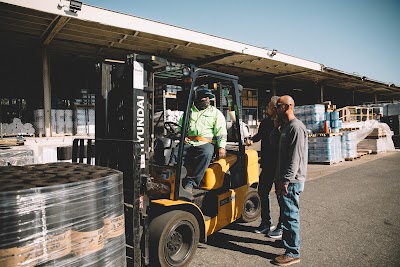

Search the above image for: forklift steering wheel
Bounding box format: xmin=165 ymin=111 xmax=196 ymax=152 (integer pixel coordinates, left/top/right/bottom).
xmin=164 ymin=121 xmax=181 ymax=138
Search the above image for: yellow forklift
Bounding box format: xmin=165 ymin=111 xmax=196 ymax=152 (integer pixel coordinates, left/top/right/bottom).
xmin=77 ymin=54 xmax=261 ymax=267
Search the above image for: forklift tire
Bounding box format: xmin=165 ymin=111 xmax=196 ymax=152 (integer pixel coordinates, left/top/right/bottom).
xmin=149 ymin=210 xmax=200 ymax=267
xmin=241 ymin=188 xmax=261 ymax=223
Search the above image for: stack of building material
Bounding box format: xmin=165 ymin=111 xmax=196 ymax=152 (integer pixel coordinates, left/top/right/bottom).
xmin=65 ymin=110 xmax=74 ymax=135
xmin=327 ymin=111 xmax=343 ymax=133
xmin=241 ymin=89 xmax=258 ymax=107
xmin=55 ymin=109 xmax=66 ymax=134
xmin=0 ymin=163 xmax=126 ymax=267
xmin=1 ymin=118 xmax=35 ymax=136
xmin=155 ymin=84 xmax=182 ymax=96
xmin=341 ymin=131 xmax=358 ymax=159
xmin=323 ymin=101 xmax=336 ymax=112
xmin=75 ymin=107 xmax=95 ymax=135
xmin=369 ymin=128 xmax=384 ymax=137
xmin=0 ymin=148 xmax=34 ymax=166
xmin=34 ymin=109 xmax=74 ymax=137
xmin=74 ymin=89 xmax=95 ymax=106
xmin=33 ymin=109 xmax=45 ymax=136
xmin=295 ymin=104 xmax=325 ymax=133
xmin=165 ymin=109 xmax=183 ymax=124
xmin=357 ymin=127 xmax=387 ymax=154
xmin=308 ymin=134 xmax=343 ymax=164
xmin=357 ymin=138 xmax=386 ymax=154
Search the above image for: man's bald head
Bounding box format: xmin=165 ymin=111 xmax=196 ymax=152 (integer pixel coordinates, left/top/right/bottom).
xmin=276 ymin=95 xmax=296 ymax=122
xmin=278 ymin=95 xmax=295 ymax=107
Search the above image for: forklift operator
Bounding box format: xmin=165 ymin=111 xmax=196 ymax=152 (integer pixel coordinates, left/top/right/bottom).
xmin=177 ymin=86 xmax=227 ymax=193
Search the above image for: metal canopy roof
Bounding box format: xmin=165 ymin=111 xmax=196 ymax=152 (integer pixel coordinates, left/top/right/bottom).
xmin=1 ymin=0 xmax=399 ymax=97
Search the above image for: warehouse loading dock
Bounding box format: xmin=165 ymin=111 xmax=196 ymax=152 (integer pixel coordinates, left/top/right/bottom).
xmin=0 ymin=0 xmax=400 ymax=163
xmin=1 ymin=1 xmax=400 ymax=267
xmin=1 ymin=0 xmax=400 ymax=162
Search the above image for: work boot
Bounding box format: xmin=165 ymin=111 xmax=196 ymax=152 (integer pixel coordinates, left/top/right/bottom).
xmin=272 ymin=254 xmax=301 ymax=266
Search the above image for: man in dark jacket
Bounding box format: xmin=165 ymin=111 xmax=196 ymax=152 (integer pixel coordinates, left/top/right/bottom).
xmin=250 ymin=96 xmax=282 ymax=236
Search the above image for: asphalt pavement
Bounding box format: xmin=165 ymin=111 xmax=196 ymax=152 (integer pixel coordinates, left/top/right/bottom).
xmin=190 ymin=151 xmax=400 ymax=267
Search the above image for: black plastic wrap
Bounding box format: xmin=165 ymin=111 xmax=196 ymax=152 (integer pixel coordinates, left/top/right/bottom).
xmin=0 ymin=163 xmax=126 ymax=267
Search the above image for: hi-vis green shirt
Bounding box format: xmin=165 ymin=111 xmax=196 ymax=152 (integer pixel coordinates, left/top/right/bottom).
xmin=179 ymin=105 xmax=227 ymax=148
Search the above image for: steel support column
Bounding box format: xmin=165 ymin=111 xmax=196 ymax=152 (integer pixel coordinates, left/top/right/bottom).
xmin=42 ymin=47 xmax=52 ymax=137
xmin=272 ymin=78 xmax=277 ymax=96
xmin=320 ymin=83 xmax=324 ymax=103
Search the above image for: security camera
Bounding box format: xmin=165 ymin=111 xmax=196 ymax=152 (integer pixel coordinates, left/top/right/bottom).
xmin=267 ymin=49 xmax=277 ymax=57
xmin=69 ymin=0 xmax=82 ymax=13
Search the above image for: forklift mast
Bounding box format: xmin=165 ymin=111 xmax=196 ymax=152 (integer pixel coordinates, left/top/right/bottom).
xmin=95 ymin=54 xmax=167 ymax=266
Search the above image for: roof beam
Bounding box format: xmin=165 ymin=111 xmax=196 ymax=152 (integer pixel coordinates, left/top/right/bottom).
xmin=195 ymin=52 xmax=236 ymax=67
xmin=42 ymin=15 xmax=70 ymax=45
xmin=273 ymin=70 xmax=315 ymax=79
xmin=119 ymin=34 xmax=128 ymax=43
xmin=168 ymin=44 xmax=180 ymax=53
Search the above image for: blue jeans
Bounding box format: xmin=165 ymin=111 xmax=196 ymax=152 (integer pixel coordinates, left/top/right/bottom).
xmin=174 ymin=143 xmax=214 ymax=187
xmin=278 ymin=182 xmax=304 ymax=258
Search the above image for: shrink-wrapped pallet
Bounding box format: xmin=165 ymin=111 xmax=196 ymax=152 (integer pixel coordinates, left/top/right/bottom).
xmin=0 ymin=163 xmax=126 ymax=267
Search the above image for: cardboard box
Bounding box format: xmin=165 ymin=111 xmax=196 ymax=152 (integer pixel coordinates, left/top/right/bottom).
xmin=242 ymin=99 xmax=250 ymax=107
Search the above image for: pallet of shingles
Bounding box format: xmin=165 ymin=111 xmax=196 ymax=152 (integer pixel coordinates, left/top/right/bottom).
xmin=357 ymin=138 xmax=386 ymax=154
xmin=365 ymin=128 xmax=387 ymax=139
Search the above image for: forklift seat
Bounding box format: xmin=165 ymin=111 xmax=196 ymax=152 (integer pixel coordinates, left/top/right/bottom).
xmin=199 ymin=153 xmax=237 ymax=190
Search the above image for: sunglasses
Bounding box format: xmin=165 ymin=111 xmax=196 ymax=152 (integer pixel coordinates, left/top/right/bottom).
xmin=275 ymin=103 xmax=292 ymax=109
xmin=275 ymin=103 xmax=286 ymax=109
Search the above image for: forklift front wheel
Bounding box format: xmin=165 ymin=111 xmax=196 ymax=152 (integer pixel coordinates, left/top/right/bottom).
xmin=149 ymin=210 xmax=200 ymax=267
xmin=241 ymin=188 xmax=261 ymax=223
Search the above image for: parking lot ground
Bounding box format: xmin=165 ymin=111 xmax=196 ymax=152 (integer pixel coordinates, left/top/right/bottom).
xmin=190 ymin=151 xmax=400 ymax=267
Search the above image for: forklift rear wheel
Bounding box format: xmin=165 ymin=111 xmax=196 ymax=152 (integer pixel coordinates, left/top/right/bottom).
xmin=241 ymin=188 xmax=261 ymax=223
xmin=149 ymin=210 xmax=200 ymax=267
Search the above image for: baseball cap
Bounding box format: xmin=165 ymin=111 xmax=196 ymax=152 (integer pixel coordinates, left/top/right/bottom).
xmin=195 ymin=86 xmax=215 ymax=99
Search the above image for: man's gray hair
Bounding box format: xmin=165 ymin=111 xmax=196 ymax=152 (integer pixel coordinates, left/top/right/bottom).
xmin=270 ymin=96 xmax=280 ymax=105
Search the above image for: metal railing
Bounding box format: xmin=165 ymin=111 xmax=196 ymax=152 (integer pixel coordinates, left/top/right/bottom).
xmin=337 ymin=106 xmax=375 ymax=122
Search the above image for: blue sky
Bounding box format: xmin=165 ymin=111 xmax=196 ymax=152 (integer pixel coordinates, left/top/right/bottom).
xmin=84 ymin=0 xmax=400 ymax=85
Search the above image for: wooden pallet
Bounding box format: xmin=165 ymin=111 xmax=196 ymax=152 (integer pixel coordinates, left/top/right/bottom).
xmin=0 ymin=138 xmax=24 ymax=148
xmin=340 ymin=127 xmax=360 ymax=132
xmin=345 ymin=152 xmax=368 ymax=161
xmin=51 ymin=133 xmax=74 ymax=137
xmin=309 ymin=159 xmax=344 ymax=165
xmin=0 ymin=133 xmax=34 ymax=137
xmin=308 ymin=132 xmax=343 ymax=138
xmin=357 ymin=149 xmax=372 ymax=154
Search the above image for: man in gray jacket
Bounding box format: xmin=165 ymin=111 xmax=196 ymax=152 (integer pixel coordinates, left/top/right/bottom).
xmin=273 ymin=95 xmax=308 ymax=266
